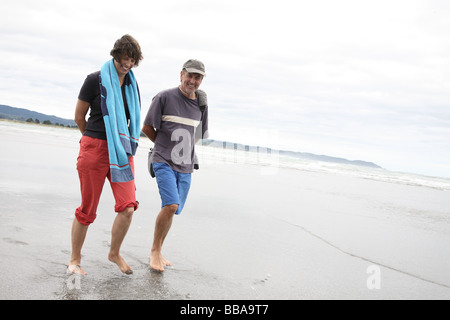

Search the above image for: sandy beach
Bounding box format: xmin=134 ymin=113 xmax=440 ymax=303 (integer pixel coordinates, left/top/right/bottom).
xmin=1 ymin=120 xmax=450 ymax=300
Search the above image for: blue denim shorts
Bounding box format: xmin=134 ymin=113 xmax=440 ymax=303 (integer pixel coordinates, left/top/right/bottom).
xmin=153 ymin=162 xmax=192 ymax=215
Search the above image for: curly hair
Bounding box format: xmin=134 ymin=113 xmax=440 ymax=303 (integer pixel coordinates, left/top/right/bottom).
xmin=110 ymin=34 xmax=143 ymax=67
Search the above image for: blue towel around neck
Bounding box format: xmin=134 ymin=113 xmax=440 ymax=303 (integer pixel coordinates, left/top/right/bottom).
xmin=100 ymin=59 xmax=141 ymax=183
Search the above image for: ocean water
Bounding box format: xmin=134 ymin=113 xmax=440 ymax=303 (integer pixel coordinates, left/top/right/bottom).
xmin=1 ymin=119 xmax=450 ymax=300
xmin=195 ymin=140 xmax=450 ymax=192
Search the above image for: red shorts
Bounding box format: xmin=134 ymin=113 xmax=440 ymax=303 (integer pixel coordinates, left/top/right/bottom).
xmin=75 ymin=136 xmax=139 ymax=225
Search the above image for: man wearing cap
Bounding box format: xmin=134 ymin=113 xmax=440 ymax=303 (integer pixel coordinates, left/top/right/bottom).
xmin=142 ymin=59 xmax=209 ymax=272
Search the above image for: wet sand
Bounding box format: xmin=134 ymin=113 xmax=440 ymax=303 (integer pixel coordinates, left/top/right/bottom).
xmin=1 ymin=121 xmax=450 ymax=300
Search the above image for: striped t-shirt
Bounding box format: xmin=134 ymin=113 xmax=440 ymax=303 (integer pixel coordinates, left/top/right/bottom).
xmin=143 ymin=87 xmax=209 ymax=173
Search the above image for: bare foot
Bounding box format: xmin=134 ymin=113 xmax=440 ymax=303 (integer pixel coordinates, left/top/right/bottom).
xmin=163 ymin=257 xmax=172 ymax=267
xmin=67 ymin=263 xmax=87 ymax=275
xmin=108 ymin=253 xmax=133 ymax=274
xmin=149 ymin=250 xmax=171 ymax=272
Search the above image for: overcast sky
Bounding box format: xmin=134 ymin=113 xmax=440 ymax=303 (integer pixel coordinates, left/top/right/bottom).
xmin=1 ymin=0 xmax=449 ymax=178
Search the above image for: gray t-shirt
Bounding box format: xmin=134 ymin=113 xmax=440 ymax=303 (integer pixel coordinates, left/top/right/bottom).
xmin=144 ymin=87 xmax=209 ymax=173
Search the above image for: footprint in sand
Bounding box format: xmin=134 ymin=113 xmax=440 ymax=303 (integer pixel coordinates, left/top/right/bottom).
xmin=3 ymin=237 xmax=28 ymax=246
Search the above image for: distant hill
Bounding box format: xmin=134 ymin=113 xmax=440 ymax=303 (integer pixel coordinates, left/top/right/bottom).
xmin=277 ymin=149 xmax=382 ymax=168
xmin=202 ymin=139 xmax=382 ymax=169
xmin=0 ymin=105 xmax=76 ymax=127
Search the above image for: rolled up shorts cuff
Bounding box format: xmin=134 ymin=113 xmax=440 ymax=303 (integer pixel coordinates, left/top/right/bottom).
xmin=75 ymin=207 xmax=96 ymax=226
xmin=115 ymin=200 xmax=139 ymax=213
